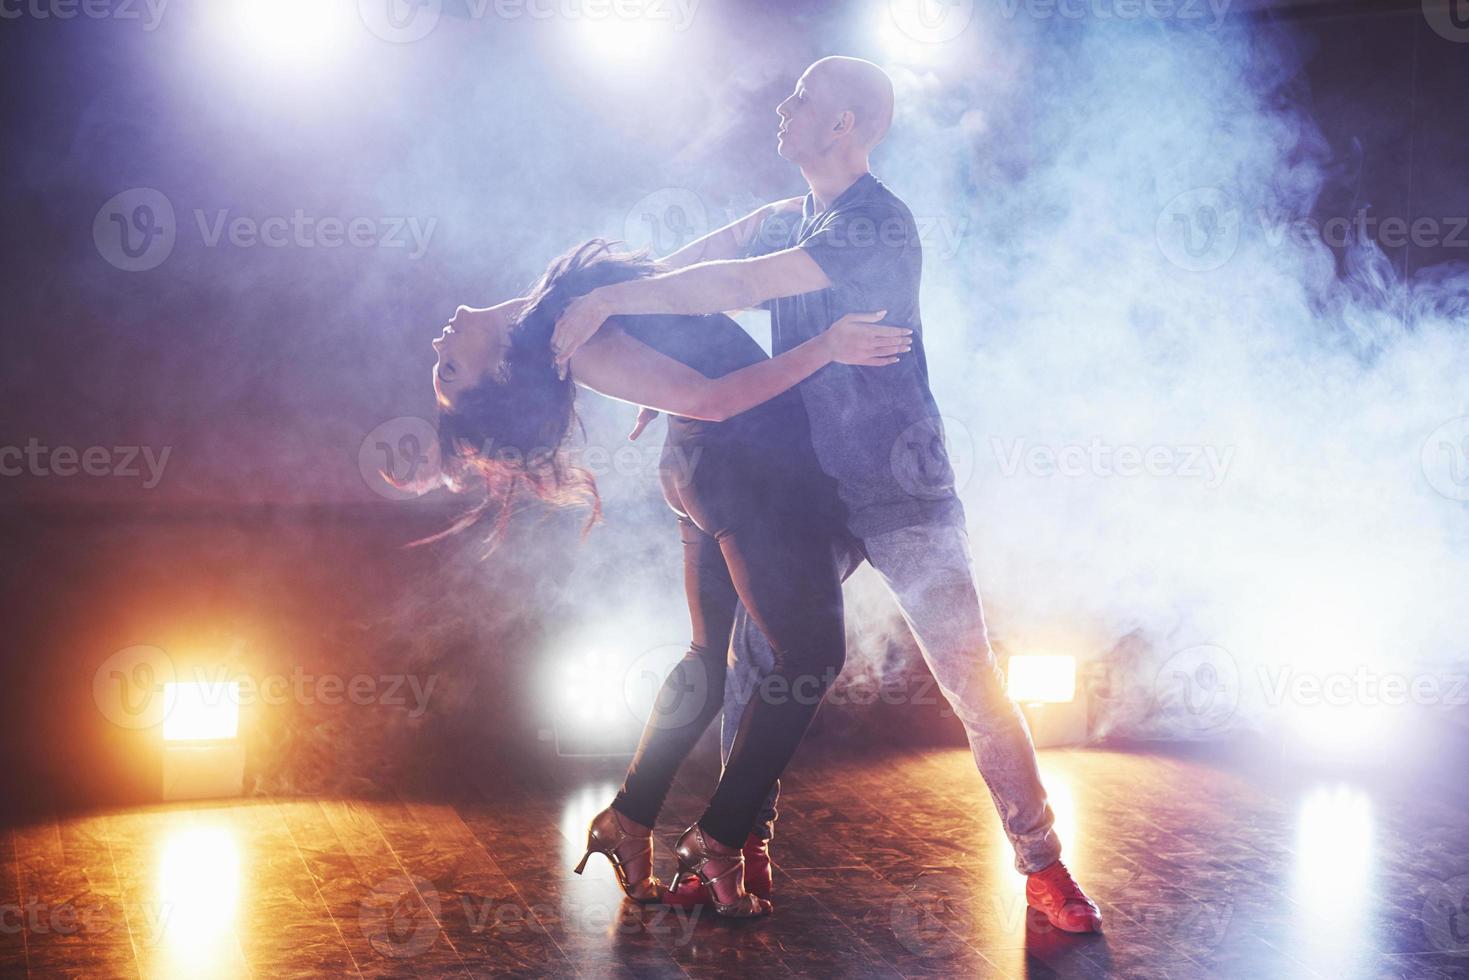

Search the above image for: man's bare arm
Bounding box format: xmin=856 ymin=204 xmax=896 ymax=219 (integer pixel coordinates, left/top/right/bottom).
xmin=661 ymin=197 xmax=804 ymax=271
xmin=551 ymin=248 xmax=831 ymax=374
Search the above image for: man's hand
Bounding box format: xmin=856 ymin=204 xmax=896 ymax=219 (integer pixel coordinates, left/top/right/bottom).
xmin=628 ymin=407 xmax=660 ymax=441
xmin=551 ymin=291 xmax=611 ymax=379
xmin=821 ymin=310 xmax=913 ymax=366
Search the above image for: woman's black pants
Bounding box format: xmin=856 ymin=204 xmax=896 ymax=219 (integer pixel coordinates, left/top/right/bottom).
xmin=611 ymin=437 xmax=845 ymax=850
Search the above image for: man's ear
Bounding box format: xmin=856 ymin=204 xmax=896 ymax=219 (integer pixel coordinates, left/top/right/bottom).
xmin=832 ymin=109 xmax=856 ymax=136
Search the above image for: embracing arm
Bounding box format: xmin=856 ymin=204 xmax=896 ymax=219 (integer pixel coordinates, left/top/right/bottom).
xmin=661 ymin=197 xmax=804 ymax=270
xmin=552 ymin=248 xmax=832 ymax=375
xmin=569 ymin=314 xmax=910 ymax=423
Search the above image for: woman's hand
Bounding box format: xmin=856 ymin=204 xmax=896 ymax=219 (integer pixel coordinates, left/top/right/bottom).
xmin=821 ymin=310 xmax=913 ymax=366
xmin=628 ymin=406 xmax=660 ymax=441
xmin=552 ymin=291 xmax=611 ymax=379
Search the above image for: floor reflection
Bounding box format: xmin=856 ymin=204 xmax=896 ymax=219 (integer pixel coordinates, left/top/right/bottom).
xmin=151 ymin=821 xmax=242 ymax=978
xmin=1291 ymin=783 xmax=1375 ymax=973
xmin=9 ymin=740 xmax=1468 ymax=977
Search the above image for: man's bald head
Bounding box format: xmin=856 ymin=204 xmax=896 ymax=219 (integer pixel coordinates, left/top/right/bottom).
xmin=804 ymin=56 xmax=895 ymax=151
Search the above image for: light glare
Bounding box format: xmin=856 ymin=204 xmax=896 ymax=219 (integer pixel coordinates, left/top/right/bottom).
xmin=1007 ymin=655 xmax=1077 ymax=704
xmin=163 ymin=681 xmax=240 ymax=741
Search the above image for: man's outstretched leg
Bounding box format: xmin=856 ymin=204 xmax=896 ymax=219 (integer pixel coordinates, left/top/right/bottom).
xmin=862 ymin=520 xmax=1100 ymax=933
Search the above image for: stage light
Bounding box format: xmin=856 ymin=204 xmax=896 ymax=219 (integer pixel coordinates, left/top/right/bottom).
xmin=1007 ymin=654 xmax=1087 ymax=748
xmin=1007 ymin=655 xmax=1077 ymax=704
xmin=874 ymin=0 xmax=975 ymax=66
xmin=570 ymin=12 xmax=671 ymax=67
xmin=546 ymin=650 xmax=641 ymax=757
xmin=163 ymin=681 xmax=240 ymax=741
xmin=161 ymin=680 xmax=246 ymax=801
xmin=222 ymin=0 xmax=353 ymax=70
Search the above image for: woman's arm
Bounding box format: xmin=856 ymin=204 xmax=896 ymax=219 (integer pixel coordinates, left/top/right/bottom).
xmin=552 ymin=248 xmax=831 ymax=377
xmin=661 ymin=197 xmax=804 ymax=271
xmin=569 ymin=313 xmax=911 ymax=423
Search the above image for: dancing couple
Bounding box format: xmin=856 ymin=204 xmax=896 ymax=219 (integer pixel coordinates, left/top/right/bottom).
xmin=430 ymin=56 xmax=1100 ymax=930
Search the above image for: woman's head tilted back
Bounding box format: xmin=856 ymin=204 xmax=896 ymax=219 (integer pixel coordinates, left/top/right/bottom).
xmin=429 ymin=239 xmax=657 ymax=546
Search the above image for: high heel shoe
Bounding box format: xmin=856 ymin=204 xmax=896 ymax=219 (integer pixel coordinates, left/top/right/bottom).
xmin=572 ymin=807 xmax=664 ymax=903
xmin=670 ymin=825 xmax=771 ymax=919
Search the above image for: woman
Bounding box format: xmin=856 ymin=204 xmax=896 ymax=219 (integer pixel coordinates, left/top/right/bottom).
xmin=432 ymin=240 xmax=911 ymax=917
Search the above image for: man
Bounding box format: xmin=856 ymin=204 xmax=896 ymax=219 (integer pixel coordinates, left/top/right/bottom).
xmin=551 ymin=56 xmax=1101 ymax=933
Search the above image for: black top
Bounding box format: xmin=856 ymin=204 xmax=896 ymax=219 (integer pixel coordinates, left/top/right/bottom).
xmin=609 ymin=311 xmax=802 ymax=441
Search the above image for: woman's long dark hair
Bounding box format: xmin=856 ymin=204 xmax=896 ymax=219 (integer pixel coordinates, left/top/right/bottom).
xmin=426 ymin=239 xmax=660 ymax=550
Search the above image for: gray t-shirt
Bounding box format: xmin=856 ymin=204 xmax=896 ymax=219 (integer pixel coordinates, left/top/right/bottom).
xmin=749 ymin=174 xmax=964 ymax=537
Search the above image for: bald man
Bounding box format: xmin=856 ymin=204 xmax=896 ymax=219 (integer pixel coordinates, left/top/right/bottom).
xmin=551 ymin=57 xmax=1101 ymax=933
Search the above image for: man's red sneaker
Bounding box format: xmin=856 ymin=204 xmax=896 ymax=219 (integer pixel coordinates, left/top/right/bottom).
xmin=663 ymin=834 xmax=772 ymax=906
xmin=1025 ymin=860 xmax=1102 ymax=933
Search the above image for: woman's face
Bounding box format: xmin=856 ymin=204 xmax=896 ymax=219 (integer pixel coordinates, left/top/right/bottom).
xmin=432 ymin=302 xmax=518 ymax=410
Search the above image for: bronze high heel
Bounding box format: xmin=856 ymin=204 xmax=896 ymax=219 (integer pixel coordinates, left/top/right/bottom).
xmin=572 ymin=807 xmax=664 ymax=903
xmin=671 ymin=825 xmax=772 ymax=919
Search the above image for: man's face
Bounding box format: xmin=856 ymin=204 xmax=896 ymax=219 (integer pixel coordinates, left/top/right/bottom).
xmin=775 ymin=68 xmax=838 ymax=165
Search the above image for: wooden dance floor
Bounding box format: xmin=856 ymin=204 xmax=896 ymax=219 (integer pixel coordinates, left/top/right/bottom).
xmin=4 ymin=738 xmax=1466 ymax=979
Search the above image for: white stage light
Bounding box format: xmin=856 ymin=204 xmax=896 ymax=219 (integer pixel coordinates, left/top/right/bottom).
xmin=1007 ymin=654 xmax=1088 ymax=747
xmin=225 ymin=0 xmax=354 ymax=70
